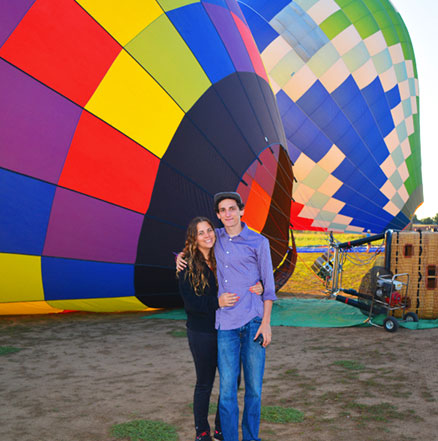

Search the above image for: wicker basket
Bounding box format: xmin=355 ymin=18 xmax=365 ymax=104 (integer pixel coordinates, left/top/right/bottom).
xmin=388 ymin=231 xmax=438 ymax=319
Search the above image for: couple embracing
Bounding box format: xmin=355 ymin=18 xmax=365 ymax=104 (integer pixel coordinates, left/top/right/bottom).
xmin=177 ymin=192 xmax=276 ymax=441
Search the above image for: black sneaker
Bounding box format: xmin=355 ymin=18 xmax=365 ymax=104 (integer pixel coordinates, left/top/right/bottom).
xmin=214 ymin=429 xmax=224 ymax=440
xmin=196 ymin=431 xmax=212 ymax=441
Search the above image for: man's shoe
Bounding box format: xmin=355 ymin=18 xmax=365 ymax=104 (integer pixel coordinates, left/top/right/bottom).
xmin=213 ymin=429 xmax=224 ymax=440
xmin=196 ymin=431 xmax=212 ymax=441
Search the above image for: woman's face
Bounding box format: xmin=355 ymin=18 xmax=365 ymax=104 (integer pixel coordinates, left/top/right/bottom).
xmin=196 ymin=221 xmax=216 ymax=253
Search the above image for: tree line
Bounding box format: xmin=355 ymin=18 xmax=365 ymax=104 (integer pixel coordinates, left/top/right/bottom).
xmin=412 ymin=213 xmax=438 ymax=225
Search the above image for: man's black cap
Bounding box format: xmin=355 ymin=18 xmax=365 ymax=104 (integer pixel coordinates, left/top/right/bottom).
xmin=213 ymin=191 xmax=242 ymax=207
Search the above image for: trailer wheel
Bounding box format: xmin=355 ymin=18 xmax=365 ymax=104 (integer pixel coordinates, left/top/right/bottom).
xmin=403 ymin=312 xmax=419 ymax=322
xmin=383 ymin=317 xmax=399 ymax=332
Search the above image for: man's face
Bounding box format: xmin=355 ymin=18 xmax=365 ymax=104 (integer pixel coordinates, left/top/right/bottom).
xmin=216 ymin=198 xmax=244 ymax=229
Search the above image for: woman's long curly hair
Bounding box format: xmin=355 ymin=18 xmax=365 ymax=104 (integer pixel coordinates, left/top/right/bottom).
xmin=182 ymin=217 xmax=217 ymax=296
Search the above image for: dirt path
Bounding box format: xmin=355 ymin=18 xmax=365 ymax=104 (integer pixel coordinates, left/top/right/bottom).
xmin=1 ymin=309 xmax=437 ymax=441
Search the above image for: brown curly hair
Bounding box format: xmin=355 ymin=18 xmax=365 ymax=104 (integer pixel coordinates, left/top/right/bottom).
xmin=182 ymin=217 xmax=217 ymax=296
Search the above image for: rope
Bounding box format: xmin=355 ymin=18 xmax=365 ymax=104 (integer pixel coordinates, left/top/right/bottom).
xmin=295 ymin=252 xmax=327 ymax=284
xmin=343 ymin=247 xmax=384 ymax=266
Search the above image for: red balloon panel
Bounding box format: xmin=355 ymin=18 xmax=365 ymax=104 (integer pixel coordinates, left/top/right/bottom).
xmin=59 ymin=111 xmax=160 ymax=214
xmin=0 ymin=0 xmax=121 ymax=106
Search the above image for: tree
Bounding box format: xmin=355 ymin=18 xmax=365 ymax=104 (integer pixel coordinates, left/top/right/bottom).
xmin=412 ymin=213 xmax=438 ymax=225
xmin=413 ymin=214 xmax=427 ymax=224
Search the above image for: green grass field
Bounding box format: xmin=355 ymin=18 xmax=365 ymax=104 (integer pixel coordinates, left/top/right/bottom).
xmin=280 ymin=231 xmax=385 ymax=295
xmin=292 ymin=231 xmax=366 ymax=247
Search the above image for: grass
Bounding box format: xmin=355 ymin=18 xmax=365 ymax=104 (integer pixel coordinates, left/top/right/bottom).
xmin=284 ymin=368 xmax=299 ymax=377
xmin=293 ymin=231 xmax=368 ymax=247
xmin=168 ymin=329 xmax=186 ymax=338
xmin=110 ymin=419 xmax=178 ymax=441
xmin=280 ymin=232 xmax=385 ymax=295
xmin=342 ymin=402 xmax=421 ymax=424
xmin=332 ymin=360 xmax=366 ymax=371
xmin=0 ymin=346 xmax=22 ymax=355
xmin=261 ymin=405 xmax=305 ymax=423
xmin=263 ymin=342 xmax=427 ymax=438
xmin=280 ymin=251 xmax=380 ymax=295
xmin=199 ymin=401 xmax=305 ymax=424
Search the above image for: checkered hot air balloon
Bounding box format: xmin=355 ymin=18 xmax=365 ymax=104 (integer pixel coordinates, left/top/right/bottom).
xmin=239 ymin=0 xmax=422 ymax=233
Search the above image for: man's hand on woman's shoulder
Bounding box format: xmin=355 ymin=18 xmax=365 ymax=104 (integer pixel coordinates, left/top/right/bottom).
xmin=176 ymin=252 xmax=187 ymax=273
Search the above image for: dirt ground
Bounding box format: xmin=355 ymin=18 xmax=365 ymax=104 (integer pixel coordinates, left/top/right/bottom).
xmin=1 ymin=301 xmax=438 ymax=441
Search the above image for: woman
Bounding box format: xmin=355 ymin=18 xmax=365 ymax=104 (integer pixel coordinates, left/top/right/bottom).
xmin=178 ymin=217 xmax=262 ymax=441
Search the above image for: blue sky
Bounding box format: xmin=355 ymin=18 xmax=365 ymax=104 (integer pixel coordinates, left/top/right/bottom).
xmin=390 ymin=0 xmax=438 ymax=218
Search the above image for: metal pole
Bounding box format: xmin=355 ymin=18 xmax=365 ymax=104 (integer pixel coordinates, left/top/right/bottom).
xmin=331 ymin=246 xmax=340 ymax=296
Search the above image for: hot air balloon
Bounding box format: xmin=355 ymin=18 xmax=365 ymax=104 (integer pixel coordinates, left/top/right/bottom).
xmin=238 ymin=0 xmax=422 ymax=233
xmin=0 ymin=0 xmax=294 ymax=314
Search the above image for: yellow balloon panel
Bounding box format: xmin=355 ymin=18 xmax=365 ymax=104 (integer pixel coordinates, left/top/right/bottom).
xmin=0 ymin=254 xmax=44 ymax=302
xmin=76 ymin=0 xmax=164 ymax=46
xmin=157 ymin=0 xmax=200 ymax=12
xmin=0 ymin=301 xmax=63 ymax=316
xmin=47 ymin=296 xmax=150 ymax=313
xmin=126 ymin=13 xmax=211 ymax=112
xmin=85 ymin=50 xmax=184 ymax=158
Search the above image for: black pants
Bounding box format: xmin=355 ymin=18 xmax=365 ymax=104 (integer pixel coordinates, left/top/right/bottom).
xmin=187 ymin=328 xmax=221 ymax=435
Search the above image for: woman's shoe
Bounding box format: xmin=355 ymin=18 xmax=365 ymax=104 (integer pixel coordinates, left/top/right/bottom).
xmin=196 ymin=431 xmax=212 ymax=441
xmin=213 ymin=429 xmax=224 ymax=440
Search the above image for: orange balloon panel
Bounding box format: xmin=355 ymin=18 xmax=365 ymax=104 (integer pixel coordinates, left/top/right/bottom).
xmin=242 ymin=181 xmax=272 ymax=233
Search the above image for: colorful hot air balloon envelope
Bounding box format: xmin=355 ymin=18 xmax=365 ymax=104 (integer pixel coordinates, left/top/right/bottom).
xmin=239 ymin=0 xmax=422 ymax=233
xmin=0 ymin=0 xmax=294 ymax=314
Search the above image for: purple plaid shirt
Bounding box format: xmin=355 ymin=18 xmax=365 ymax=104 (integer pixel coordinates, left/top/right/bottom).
xmin=214 ymin=223 xmax=276 ymax=330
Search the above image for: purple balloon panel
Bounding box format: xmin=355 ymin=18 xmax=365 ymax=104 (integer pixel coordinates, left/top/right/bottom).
xmin=0 ymin=59 xmax=81 ymax=184
xmin=43 ymin=188 xmax=143 ymax=264
xmin=204 ymin=2 xmax=254 ymax=74
xmin=0 ymin=0 xmax=35 ymax=46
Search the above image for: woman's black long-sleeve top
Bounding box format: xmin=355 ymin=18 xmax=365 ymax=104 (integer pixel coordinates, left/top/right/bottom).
xmin=178 ymin=265 xmax=219 ymax=333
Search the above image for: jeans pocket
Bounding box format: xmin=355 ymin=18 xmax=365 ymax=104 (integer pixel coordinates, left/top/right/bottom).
xmin=252 ymin=316 xmax=262 ymax=325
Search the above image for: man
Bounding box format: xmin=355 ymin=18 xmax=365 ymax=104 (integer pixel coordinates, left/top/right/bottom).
xmin=179 ymin=192 xmax=276 ymax=441
xmin=213 ymin=192 xmax=276 ymax=441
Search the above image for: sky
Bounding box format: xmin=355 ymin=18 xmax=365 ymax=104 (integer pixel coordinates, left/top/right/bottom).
xmin=389 ymin=0 xmax=438 ymax=219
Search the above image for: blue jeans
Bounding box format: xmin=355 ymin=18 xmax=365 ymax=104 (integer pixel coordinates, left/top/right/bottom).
xmin=217 ymin=317 xmax=265 ymax=441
